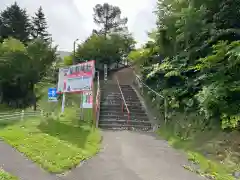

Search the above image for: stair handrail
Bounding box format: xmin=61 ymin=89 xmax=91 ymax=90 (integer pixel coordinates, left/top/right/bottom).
xmin=116 ymin=78 xmax=130 ymax=125
xmin=95 ymin=71 xmax=101 ymax=128
xmin=132 ymin=69 xmax=168 ymax=124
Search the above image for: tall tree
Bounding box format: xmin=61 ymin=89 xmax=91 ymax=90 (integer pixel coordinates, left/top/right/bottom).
xmin=31 ymin=6 xmax=50 ymax=41
xmin=0 ymin=18 xmax=3 ymax=42
xmin=0 ymin=2 xmax=31 ymax=43
xmin=93 ymin=3 xmax=127 ymax=37
xmin=76 ymin=33 xmax=135 ymax=69
xmin=0 ymin=37 xmax=57 ymax=108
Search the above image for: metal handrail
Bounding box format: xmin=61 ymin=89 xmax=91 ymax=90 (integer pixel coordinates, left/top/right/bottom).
xmin=95 ymin=71 xmax=101 ymax=128
xmin=116 ymin=78 xmax=130 ymax=125
xmin=134 ymin=73 xmax=164 ymax=98
xmin=132 ymin=70 xmax=168 ymax=124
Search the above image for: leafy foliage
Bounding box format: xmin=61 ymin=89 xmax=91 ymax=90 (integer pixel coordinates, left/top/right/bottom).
xmin=0 ymin=38 xmax=57 ymax=107
xmin=93 ymin=3 xmax=128 ymax=36
xmin=74 ymin=3 xmax=135 ymax=70
xmin=76 ymin=33 xmax=135 ymax=70
xmin=0 ymin=2 xmax=31 ymax=43
xmin=131 ymin=0 xmax=240 ymax=129
xmin=0 ymin=3 xmax=56 ymax=108
xmin=31 ymin=6 xmax=50 ymax=41
xmin=63 ymin=55 xmax=73 ymax=66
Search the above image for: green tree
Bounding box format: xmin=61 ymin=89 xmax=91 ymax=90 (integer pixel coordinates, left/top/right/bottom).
xmin=0 ymin=2 xmax=31 ymax=43
xmin=76 ymin=33 xmax=135 ymax=69
xmin=31 ymin=6 xmax=50 ymax=41
xmin=63 ymin=55 xmax=73 ymax=66
xmin=0 ymin=18 xmax=3 ymax=42
xmin=0 ymin=37 xmax=57 ymax=108
xmin=0 ymin=38 xmax=31 ymax=107
xmin=93 ymin=3 xmax=127 ymax=37
xmin=129 ymin=0 xmax=240 ymax=130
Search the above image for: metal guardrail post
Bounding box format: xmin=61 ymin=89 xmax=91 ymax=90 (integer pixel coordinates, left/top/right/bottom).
xmin=21 ymin=110 xmax=24 ymax=121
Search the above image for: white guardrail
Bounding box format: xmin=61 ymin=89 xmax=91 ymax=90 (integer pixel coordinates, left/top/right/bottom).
xmin=0 ymin=110 xmax=43 ymax=122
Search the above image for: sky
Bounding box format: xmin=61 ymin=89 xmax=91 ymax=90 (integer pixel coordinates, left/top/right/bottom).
xmin=0 ymin=0 xmax=157 ymax=51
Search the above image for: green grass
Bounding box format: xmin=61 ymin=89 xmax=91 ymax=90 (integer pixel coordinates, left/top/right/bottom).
xmin=158 ymin=123 xmax=239 ymax=180
xmin=0 ymin=108 xmax=101 ymax=173
xmin=0 ymin=81 xmax=101 ymax=173
xmin=0 ymin=170 xmax=17 ymax=180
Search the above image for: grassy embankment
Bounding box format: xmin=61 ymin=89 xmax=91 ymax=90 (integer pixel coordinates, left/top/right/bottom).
xmin=0 ymin=170 xmax=17 ymax=180
xmin=0 ymin=81 xmax=101 ymax=173
xmin=135 ymin=83 xmax=239 ymax=180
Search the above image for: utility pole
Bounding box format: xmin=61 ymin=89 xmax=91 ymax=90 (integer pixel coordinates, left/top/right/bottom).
xmin=73 ymin=38 xmax=79 ymax=65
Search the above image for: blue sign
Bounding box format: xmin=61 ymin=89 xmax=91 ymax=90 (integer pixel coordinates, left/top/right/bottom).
xmin=48 ymin=88 xmax=58 ymax=102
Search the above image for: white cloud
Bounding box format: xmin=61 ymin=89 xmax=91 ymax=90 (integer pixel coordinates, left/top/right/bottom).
xmin=0 ymin=0 xmax=157 ymax=51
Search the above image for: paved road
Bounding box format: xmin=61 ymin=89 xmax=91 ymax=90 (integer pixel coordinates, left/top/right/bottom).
xmin=64 ymin=130 xmax=205 ymax=180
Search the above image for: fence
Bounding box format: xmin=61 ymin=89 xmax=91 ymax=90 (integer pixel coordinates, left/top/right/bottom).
xmin=132 ymin=71 xmax=168 ymax=124
xmin=0 ymin=110 xmax=43 ymax=122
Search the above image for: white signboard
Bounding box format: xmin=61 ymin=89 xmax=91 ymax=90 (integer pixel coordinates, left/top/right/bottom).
xmin=57 ymin=67 xmax=69 ymax=93
xmin=67 ymin=60 xmax=95 ymax=78
xmin=64 ymin=76 xmax=92 ymax=93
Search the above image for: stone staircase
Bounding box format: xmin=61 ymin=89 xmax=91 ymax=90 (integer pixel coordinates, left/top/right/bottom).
xmin=98 ymin=82 xmax=152 ymax=131
xmin=120 ymin=85 xmax=151 ymax=131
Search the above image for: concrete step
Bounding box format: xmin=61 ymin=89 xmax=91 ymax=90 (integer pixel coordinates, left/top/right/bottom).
xmin=98 ymin=123 xmax=152 ymax=131
xmin=129 ymin=113 xmax=148 ymax=118
xmin=100 ymin=102 xmax=122 ymax=106
xmin=102 ymin=98 xmax=140 ymax=102
xmin=123 ymin=95 xmax=139 ymax=100
xmin=102 ymin=95 xmax=122 ymax=98
xmin=101 ymin=88 xmax=119 ymax=92
xmin=99 ymin=114 xmax=149 ymax=121
xmin=121 ymin=89 xmax=135 ymax=92
xmin=120 ymin=87 xmax=133 ymax=89
xmin=124 ymin=106 xmax=145 ymax=111
xmin=120 ymin=85 xmax=132 ymax=88
xmin=100 ymin=108 xmax=122 ymax=112
xmin=101 ymin=97 xmax=122 ymax=100
xmin=126 ymin=103 xmax=143 ymax=107
xmin=127 ymin=111 xmax=148 ymax=116
xmin=100 ymin=102 xmax=142 ymax=107
xmin=126 ymin=109 xmax=146 ymax=114
xmin=99 ymin=114 xmax=123 ymax=120
xmin=100 ymin=111 xmax=124 ymax=116
xmin=99 ymin=111 xmax=148 ymax=118
xmin=102 ymin=92 xmax=121 ymax=95
xmin=101 ymin=94 xmax=121 ymax=99
xmin=99 ymin=119 xmax=151 ymax=125
xmin=123 ymin=93 xmax=138 ymax=96
xmin=100 ymin=105 xmax=122 ymax=111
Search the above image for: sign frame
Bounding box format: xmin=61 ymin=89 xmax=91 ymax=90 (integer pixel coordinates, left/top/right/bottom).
xmin=57 ymin=67 xmax=69 ymax=94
